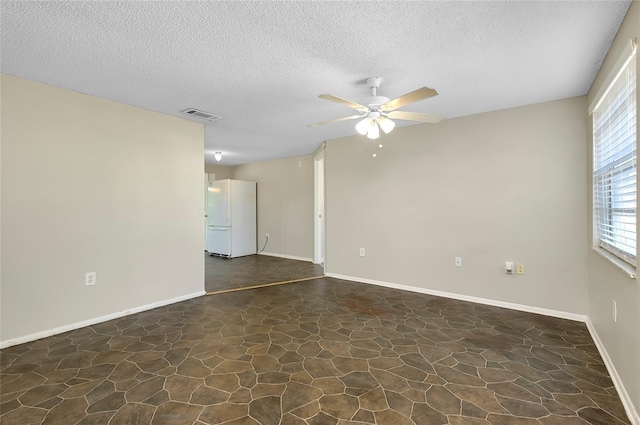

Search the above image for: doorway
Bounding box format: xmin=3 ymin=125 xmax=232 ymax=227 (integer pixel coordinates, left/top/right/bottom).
xmin=314 ymin=151 xmax=325 ymax=267
xmin=203 ymin=170 xmax=324 ymax=294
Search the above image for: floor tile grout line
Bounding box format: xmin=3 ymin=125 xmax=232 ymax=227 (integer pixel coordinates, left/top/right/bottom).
xmin=205 ymin=276 xmax=325 ymax=296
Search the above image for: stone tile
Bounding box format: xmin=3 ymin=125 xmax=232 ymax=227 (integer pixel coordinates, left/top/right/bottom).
xmin=222 ymin=385 xmax=248 ymax=402
xmin=426 ymin=385 xmax=462 ymax=414
xmin=357 ymin=386 xmax=386 ymax=412
xmin=385 ymin=390 xmax=413 ymax=417
xmin=307 ymin=411 xmax=339 ymax=425
xmin=410 ymin=403 xmax=449 ymax=424
xmin=477 ymin=367 xmax=517 ymax=383
xmin=538 ymin=415 xmax=592 ymax=425
xmin=108 ymin=403 xmax=155 ymax=425
xmin=258 ymin=371 xmax=290 ymax=384
xmin=59 ymin=379 xmax=103 ymax=398
xmin=585 ymin=390 xmax=632 ymax=423
xmin=153 ymin=401 xmax=203 ymax=424
xmin=331 ymin=357 xmax=368 ymax=373
xmin=577 ymin=406 xmax=630 ymax=425
xmin=17 ymin=383 xmax=67 ymax=406
xmin=165 ymin=375 xmax=204 ymax=402
xmin=542 ymin=398 xmax=576 ymax=416
xmin=434 ymin=364 xmax=486 ymax=387
xmin=251 ymin=383 xmax=286 ymax=399
xmin=389 ymin=364 xmax=428 ymax=381
xmin=487 ymin=382 xmax=540 ymax=403
xmin=204 ymin=373 xmax=240 ymax=392
xmin=1 ymin=372 xmax=46 ymax=395
xmin=41 ymin=397 xmax=88 ymax=425
xmin=91 ymin=350 xmax=130 ymax=365
xmin=537 ymin=378 xmax=581 ymax=394
xmin=249 ymin=395 xmax=281 ymax=424
xmin=109 ymin=361 xmax=141 ymax=382
xmin=0 ymin=405 xmax=48 ymax=425
xmin=77 ymin=364 xmax=116 ymax=380
xmin=75 ymin=411 xmax=117 ymax=425
xmin=495 ymin=394 xmax=549 ymax=418
xmin=86 ymin=391 xmax=126 ymax=413
xmin=317 ymin=394 xmax=358 ymax=419
xmin=560 ymin=364 xmax=614 ymax=387
xmin=282 ymin=381 xmax=323 ymax=413
xmin=461 ymin=400 xmax=488 ymax=419
xmin=446 ymin=384 xmax=508 ymax=414
xmin=125 ymin=375 xmax=165 ymax=402
xmin=200 ymin=403 xmax=247 ymax=423
xmin=190 ymin=384 xmax=230 ymax=405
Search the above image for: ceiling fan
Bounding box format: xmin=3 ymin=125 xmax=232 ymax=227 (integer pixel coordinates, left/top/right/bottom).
xmin=308 ymin=77 xmax=442 ymax=140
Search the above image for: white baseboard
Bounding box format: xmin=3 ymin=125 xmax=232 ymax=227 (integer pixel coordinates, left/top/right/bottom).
xmin=324 ymin=273 xmax=587 ymax=322
xmin=586 ymin=319 xmax=639 ymax=425
xmin=0 ymin=290 xmax=206 ymax=349
xmin=258 ymin=252 xmax=313 ymax=263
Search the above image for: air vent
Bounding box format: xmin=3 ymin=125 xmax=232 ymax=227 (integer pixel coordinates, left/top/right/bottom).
xmin=180 ymin=108 xmax=222 ymax=122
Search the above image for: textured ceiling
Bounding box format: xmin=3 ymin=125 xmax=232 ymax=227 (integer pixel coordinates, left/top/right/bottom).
xmin=0 ymin=1 xmax=630 ymax=165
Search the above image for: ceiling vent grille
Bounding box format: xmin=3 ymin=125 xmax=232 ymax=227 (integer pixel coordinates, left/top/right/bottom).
xmin=180 ymin=108 xmax=222 ymax=122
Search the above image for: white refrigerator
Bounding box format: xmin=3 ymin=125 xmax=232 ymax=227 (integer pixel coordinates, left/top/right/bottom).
xmin=206 ymin=179 xmax=257 ymax=258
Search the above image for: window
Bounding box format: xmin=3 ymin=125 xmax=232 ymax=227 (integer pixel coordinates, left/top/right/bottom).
xmin=593 ymin=42 xmax=637 ymax=266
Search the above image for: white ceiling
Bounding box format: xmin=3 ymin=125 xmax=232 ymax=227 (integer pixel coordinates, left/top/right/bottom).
xmin=1 ymin=1 xmax=630 ymax=165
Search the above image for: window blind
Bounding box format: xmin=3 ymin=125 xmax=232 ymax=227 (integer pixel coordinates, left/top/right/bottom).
xmin=593 ymin=49 xmax=636 ymax=265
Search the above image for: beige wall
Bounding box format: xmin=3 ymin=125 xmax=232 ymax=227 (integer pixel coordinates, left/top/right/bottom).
xmin=1 ymin=75 xmax=205 ymax=343
xmin=232 ymin=155 xmax=314 ymax=259
xmin=586 ymin=1 xmax=640 ymax=417
xmin=205 ymin=164 xmax=233 ymax=180
xmin=325 ymin=97 xmax=587 ymax=314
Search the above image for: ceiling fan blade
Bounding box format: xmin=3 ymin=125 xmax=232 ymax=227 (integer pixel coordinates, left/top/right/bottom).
xmin=387 ymin=110 xmax=443 ymax=124
xmin=380 ymin=87 xmax=439 ymax=112
xmin=308 ymin=114 xmax=364 ymax=128
xmin=318 ymin=94 xmax=369 ymax=112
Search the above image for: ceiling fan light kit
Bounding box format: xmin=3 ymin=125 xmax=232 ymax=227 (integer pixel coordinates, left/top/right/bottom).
xmin=366 ymin=121 xmax=380 ymax=139
xmin=377 ymin=116 xmax=395 ymax=134
xmin=355 ymin=117 xmax=372 ymax=135
xmin=309 ymin=77 xmax=443 ymax=156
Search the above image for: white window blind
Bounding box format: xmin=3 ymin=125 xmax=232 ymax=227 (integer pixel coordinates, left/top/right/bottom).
xmin=593 ymin=47 xmax=636 ymax=266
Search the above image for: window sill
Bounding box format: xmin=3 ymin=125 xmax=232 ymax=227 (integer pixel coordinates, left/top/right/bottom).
xmin=592 ymin=247 xmax=637 ymax=279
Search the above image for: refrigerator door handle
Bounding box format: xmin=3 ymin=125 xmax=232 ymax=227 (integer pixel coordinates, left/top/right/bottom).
xmin=225 ymin=191 xmax=229 ymax=222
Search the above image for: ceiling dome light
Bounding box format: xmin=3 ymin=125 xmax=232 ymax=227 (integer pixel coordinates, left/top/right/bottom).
xmin=214 ymin=151 xmax=222 ymax=161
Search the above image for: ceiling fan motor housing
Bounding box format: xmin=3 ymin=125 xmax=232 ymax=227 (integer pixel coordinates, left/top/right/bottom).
xmin=366 ymin=77 xmax=389 ymax=106
xmin=367 ymin=96 xmax=390 ymax=107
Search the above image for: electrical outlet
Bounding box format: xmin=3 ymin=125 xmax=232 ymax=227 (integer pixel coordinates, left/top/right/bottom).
xmin=505 ymin=262 xmax=514 ymax=274
xmin=266 ymin=233 xmax=269 ymax=238
xmin=85 ymin=272 xmax=96 ymax=286
xmin=359 ymin=248 xmax=365 ymax=257
xmin=613 ymin=300 xmax=617 ymax=322
xmin=516 ymin=263 xmax=525 ymax=275
xmin=455 ymin=257 xmax=462 ymax=267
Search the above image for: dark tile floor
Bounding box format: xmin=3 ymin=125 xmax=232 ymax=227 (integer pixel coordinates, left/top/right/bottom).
xmin=0 ymin=278 xmax=631 ymax=425
xmin=205 ymin=254 xmax=324 ymax=293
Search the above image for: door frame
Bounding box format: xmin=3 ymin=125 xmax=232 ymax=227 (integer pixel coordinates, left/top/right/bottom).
xmin=204 ymin=173 xmax=215 ymax=250
xmin=313 ymin=150 xmax=325 ymax=266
